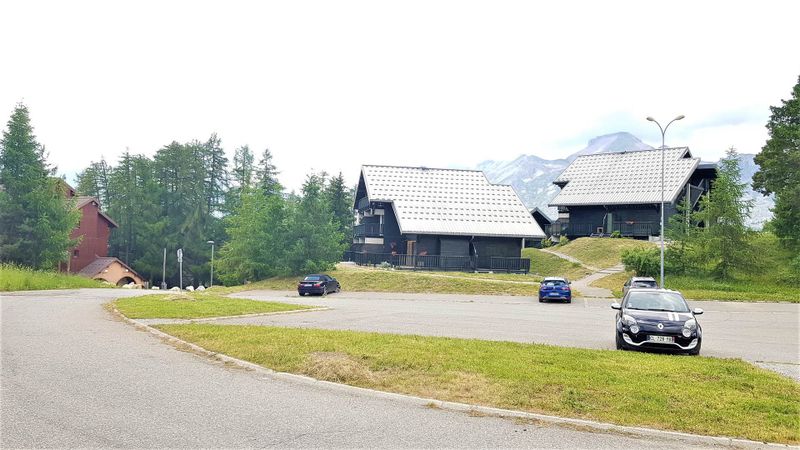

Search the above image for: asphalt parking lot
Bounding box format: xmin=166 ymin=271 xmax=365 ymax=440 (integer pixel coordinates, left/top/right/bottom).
xmin=222 ymin=290 xmax=800 ymax=375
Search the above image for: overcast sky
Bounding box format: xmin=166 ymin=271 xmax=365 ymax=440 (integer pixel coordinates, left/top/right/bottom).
xmin=1 ymin=1 xmax=798 ymax=191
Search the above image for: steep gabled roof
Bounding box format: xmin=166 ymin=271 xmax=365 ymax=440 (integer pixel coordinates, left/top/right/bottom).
xmin=359 ymin=165 xmax=545 ymax=238
xmin=549 ymin=147 xmax=700 ymax=206
xmin=77 ymin=256 xmax=141 ymax=279
xmin=75 ymin=196 xmax=118 ymax=228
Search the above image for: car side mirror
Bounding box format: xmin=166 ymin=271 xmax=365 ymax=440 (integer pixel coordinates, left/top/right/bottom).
xmin=693 ymin=308 xmax=704 ymax=315
xmin=611 ymin=303 xmax=621 ymax=310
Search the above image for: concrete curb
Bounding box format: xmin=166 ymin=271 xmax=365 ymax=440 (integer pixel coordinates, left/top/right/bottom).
xmin=111 ymin=307 xmax=793 ymax=449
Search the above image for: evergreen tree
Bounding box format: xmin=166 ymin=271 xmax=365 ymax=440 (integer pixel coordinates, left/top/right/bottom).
xmin=75 ymin=158 xmax=112 ymax=206
xmin=693 ymin=148 xmax=754 ymax=279
xmin=0 ymin=104 xmax=79 ymax=268
xmin=255 ymin=148 xmax=282 ymax=196
xmin=286 ymin=173 xmax=346 ymax=273
xmin=226 ymin=145 xmax=255 ymax=212
xmin=324 ymin=172 xmax=354 ymax=247
xmin=203 ymin=133 xmax=229 ymax=215
xmin=753 ymin=75 xmax=800 ymax=251
xmin=216 ymin=188 xmax=290 ymax=284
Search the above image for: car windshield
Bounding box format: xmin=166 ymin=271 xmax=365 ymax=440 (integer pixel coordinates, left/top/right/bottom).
xmin=632 ymin=281 xmax=657 ymax=288
xmin=544 ymin=280 xmax=566 ymax=286
xmin=303 ymin=276 xmax=322 ymax=281
xmin=625 ymin=291 xmax=689 ymax=312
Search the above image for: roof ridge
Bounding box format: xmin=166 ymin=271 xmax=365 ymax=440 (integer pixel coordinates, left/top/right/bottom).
xmin=362 ymin=164 xmax=484 ymax=173
xmin=573 ymin=147 xmax=690 ymax=159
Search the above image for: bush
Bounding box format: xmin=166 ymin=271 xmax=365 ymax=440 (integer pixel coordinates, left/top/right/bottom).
xmin=558 ymin=236 xmax=569 ymax=247
xmin=621 ymin=247 xmax=661 ymax=277
xmin=540 ymin=237 xmax=553 ymax=248
xmin=610 ymin=230 xmax=621 ymax=238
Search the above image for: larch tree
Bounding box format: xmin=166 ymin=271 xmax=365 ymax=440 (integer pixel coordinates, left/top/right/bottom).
xmin=0 ymin=103 xmax=79 ymax=268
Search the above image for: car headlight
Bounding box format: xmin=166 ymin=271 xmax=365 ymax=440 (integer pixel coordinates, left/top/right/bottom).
xmin=682 ymin=319 xmax=696 ymax=337
xmin=622 ymin=314 xmax=637 ymax=326
xmin=630 ymin=325 xmax=640 ymax=334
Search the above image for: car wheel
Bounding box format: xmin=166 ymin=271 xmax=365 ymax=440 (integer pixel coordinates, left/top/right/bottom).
xmin=538 ymin=297 xmax=544 ymax=303
xmin=615 ymin=333 xmax=625 ymax=350
xmin=688 ymin=340 xmax=701 ymax=356
xmin=566 ymin=298 xmax=572 ymax=303
xmin=322 ymin=287 xmax=328 ymax=297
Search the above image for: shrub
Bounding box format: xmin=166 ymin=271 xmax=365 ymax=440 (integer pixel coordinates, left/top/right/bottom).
xmin=540 ymin=237 xmax=553 ymax=248
xmin=610 ymin=230 xmax=621 ymax=238
xmin=558 ymin=236 xmax=569 ymax=247
xmin=621 ymin=247 xmax=661 ymax=277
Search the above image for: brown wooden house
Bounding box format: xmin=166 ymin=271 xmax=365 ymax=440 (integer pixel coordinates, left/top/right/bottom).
xmin=58 ymin=182 xmax=144 ymax=286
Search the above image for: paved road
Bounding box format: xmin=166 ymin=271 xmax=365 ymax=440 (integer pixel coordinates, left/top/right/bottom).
xmin=221 ymin=291 xmax=800 ymax=372
xmin=2 ymin=289 xmax=724 ymax=448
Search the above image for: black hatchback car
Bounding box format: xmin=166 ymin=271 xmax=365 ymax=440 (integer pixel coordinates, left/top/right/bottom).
xmin=611 ymin=288 xmax=704 ymax=355
xmin=297 ymin=274 xmax=340 ymax=296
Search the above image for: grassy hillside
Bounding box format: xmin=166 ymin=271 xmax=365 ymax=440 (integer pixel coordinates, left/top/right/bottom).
xmin=523 ymin=247 xmax=592 ymax=281
xmin=554 ymin=237 xmax=655 ymax=269
xmin=222 ymin=265 xmax=542 ymax=297
xmin=0 ymin=264 xmax=109 ymax=292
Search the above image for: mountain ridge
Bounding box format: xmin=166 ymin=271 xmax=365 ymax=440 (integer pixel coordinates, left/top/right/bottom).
xmin=477 ymin=132 xmax=772 ymax=228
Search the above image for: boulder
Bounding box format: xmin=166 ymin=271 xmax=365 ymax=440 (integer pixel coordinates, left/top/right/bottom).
xmin=196 ymin=285 xmax=205 ymax=291
xmin=185 ymin=286 xmax=195 ymax=292
xmin=170 ymin=286 xmax=181 ymax=292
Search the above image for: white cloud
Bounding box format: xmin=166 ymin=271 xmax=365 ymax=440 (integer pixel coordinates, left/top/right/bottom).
xmin=1 ymin=0 xmax=798 ymax=190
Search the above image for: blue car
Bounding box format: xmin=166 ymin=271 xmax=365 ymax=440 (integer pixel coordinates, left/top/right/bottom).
xmin=539 ymin=277 xmax=572 ymax=303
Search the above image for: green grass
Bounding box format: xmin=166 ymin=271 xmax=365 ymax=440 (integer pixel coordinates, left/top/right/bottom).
xmin=591 ymin=270 xmax=800 ymax=302
xmin=0 ymin=263 xmax=109 ymax=291
xmin=113 ymin=293 xmax=311 ymax=319
xmin=156 ymin=324 xmax=800 ymax=444
xmin=221 ymin=265 xmax=542 ymax=297
xmin=523 ymin=248 xmax=592 ymax=281
xmin=555 ymin=237 xmax=655 ymax=269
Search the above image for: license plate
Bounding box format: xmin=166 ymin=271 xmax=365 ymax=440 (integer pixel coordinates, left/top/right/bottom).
xmin=649 ymin=335 xmax=674 ymax=344
xmin=549 ymin=292 xmax=560 ymax=296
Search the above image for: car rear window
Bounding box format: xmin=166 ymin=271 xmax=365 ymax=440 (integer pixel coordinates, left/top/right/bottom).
xmin=303 ymin=276 xmax=322 ymax=281
xmin=632 ymin=281 xmax=657 ymax=288
xmin=544 ymin=280 xmax=566 ymax=286
xmin=625 ymin=291 xmax=689 ymax=312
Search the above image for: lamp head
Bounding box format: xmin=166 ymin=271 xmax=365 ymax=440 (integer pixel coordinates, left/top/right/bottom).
xmin=646 ymin=116 xmax=655 ymax=122
xmin=207 ymin=240 xmax=215 ymax=244
xmin=674 ymin=114 xmax=685 ymax=120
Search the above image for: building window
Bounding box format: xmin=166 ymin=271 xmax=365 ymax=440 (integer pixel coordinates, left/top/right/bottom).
xmin=73 ymin=249 xmax=79 ymax=258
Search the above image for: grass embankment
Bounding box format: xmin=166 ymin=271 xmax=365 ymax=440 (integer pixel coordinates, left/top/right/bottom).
xmin=523 ymin=247 xmax=592 ymax=281
xmin=0 ymin=264 xmax=109 ymax=291
xmin=554 ymin=237 xmax=654 ymax=269
xmin=113 ymin=293 xmax=311 ymax=319
xmin=156 ymin=324 xmax=800 ymax=444
xmin=592 ymin=271 xmax=800 ymax=302
xmin=588 ymin=233 xmax=800 ymax=302
xmin=222 ymin=265 xmax=542 ymax=297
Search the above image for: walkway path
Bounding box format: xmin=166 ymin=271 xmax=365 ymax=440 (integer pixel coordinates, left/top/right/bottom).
xmin=540 ymin=249 xmax=624 ymax=298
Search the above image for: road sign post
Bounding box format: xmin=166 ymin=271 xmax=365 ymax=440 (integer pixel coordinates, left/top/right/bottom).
xmin=177 ymin=249 xmax=183 ymax=291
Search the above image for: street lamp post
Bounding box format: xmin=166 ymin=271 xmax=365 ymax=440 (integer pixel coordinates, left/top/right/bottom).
xmin=207 ymin=240 xmax=215 ymax=288
xmin=646 ymin=114 xmax=685 ymax=289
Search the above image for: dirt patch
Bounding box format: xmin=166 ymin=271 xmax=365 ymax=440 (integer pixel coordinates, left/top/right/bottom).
xmin=300 ymin=352 xmax=379 ymax=384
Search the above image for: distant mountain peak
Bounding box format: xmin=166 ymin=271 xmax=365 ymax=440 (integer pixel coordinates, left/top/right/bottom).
xmin=477 ymin=133 xmax=771 ymax=229
xmin=570 ymin=132 xmax=654 ymax=160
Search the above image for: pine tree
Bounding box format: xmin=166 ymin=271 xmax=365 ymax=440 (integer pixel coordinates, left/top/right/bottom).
xmin=255 ymin=148 xmax=282 ymax=196
xmin=75 ymin=158 xmax=112 ymax=206
xmin=753 ymin=75 xmax=800 ymax=251
xmin=0 ymin=104 xmax=79 ymax=268
xmin=693 ymin=148 xmax=754 ymax=279
xmin=286 ymin=173 xmax=346 ymax=273
xmin=324 ymin=172 xmax=354 ymax=247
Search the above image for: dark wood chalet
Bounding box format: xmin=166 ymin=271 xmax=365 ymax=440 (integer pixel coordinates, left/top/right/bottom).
xmin=547 ymin=147 xmax=716 ymax=239
xmin=348 ymin=165 xmax=545 ymax=273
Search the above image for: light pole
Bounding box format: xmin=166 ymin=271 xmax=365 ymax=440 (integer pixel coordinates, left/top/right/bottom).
xmin=646 ymin=114 xmax=685 ymax=289
xmin=207 ymin=240 xmax=215 ymax=288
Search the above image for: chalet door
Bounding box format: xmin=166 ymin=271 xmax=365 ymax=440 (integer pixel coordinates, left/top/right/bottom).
xmin=406 ymin=240 xmax=416 ymax=256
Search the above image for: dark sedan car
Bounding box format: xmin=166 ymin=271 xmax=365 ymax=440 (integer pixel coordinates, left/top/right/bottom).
xmin=297 ymin=274 xmax=340 ymax=296
xmin=612 ymin=288 xmax=703 ymax=355
xmin=622 ymin=276 xmax=658 ymax=296
xmin=538 ymin=277 xmax=571 ymax=303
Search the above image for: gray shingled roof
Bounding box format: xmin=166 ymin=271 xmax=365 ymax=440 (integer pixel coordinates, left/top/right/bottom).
xmin=549 ymin=147 xmax=699 ymax=206
xmin=360 ymin=165 xmax=545 ymax=238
